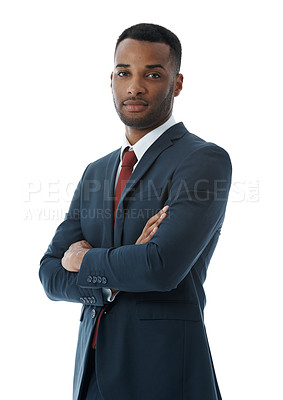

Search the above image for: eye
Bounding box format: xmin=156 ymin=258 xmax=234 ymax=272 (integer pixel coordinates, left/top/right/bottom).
xmin=117 ymin=71 xmax=129 ymax=77
xmin=147 ymin=73 xmax=161 ymax=79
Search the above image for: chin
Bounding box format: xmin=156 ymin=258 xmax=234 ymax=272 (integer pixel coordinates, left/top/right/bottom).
xmin=119 ymin=110 xmax=164 ymax=131
xmin=119 ymin=115 xmax=152 ymax=130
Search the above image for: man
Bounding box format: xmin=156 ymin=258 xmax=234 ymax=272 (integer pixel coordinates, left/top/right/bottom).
xmin=39 ymin=23 xmax=232 ymax=400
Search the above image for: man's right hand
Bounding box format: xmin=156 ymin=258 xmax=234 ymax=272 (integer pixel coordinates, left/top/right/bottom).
xmin=135 ymin=205 xmax=169 ymax=245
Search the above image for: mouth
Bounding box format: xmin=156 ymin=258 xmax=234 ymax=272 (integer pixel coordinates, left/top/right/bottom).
xmin=123 ymin=99 xmax=148 ymax=112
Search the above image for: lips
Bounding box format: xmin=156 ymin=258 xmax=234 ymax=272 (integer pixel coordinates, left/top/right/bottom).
xmin=123 ymin=99 xmax=148 ymax=112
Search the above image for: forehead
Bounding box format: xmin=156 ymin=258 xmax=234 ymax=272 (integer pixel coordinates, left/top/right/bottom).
xmin=115 ymin=38 xmax=171 ymax=67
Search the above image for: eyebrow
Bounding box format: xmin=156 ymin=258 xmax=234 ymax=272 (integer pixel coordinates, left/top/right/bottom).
xmin=115 ymin=64 xmax=130 ymax=69
xmin=145 ymin=64 xmax=166 ymax=70
xmin=115 ymin=63 xmax=166 ymax=70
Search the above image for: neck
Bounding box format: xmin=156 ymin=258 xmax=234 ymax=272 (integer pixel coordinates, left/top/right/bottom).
xmin=125 ymin=114 xmax=172 ymax=145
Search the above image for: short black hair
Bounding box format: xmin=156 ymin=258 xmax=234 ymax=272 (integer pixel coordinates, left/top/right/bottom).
xmin=115 ymin=23 xmax=182 ymax=74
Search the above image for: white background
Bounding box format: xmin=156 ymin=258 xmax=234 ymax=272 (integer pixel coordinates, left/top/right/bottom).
xmin=1 ymin=1 xmax=282 ymax=399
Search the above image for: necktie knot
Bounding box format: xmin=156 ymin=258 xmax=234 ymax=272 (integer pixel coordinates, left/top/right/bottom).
xmin=122 ymin=148 xmax=138 ymax=168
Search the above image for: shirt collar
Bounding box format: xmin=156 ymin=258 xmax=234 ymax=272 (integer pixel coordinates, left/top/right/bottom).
xmin=120 ymin=115 xmax=177 ymax=164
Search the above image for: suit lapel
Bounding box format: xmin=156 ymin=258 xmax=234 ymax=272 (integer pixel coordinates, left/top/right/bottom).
xmin=114 ymin=122 xmax=188 ymax=246
xmin=101 ymin=149 xmax=120 ymax=247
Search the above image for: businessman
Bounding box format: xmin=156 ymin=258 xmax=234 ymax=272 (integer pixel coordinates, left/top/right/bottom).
xmin=39 ymin=23 xmax=232 ymax=400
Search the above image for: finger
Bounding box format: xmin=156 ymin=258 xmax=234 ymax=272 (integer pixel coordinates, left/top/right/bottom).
xmin=61 ymin=252 xmax=70 ymax=269
xmin=148 ymin=209 xmax=168 ymax=232
xmin=81 ymin=241 xmax=93 ymax=249
xmin=78 ymin=240 xmax=90 ymax=247
xmin=151 ymin=205 xmax=169 ymax=222
xmin=142 ymin=226 xmax=158 ymax=244
xmin=157 ymin=209 xmax=168 ymax=222
xmin=136 ymin=206 xmax=169 ymax=245
xmin=144 ymin=212 xmax=162 ymax=229
xmin=69 ymin=240 xmax=90 ymax=250
xmin=142 ymin=210 xmax=168 ymax=239
xmin=69 ymin=241 xmax=82 ymax=250
xmin=149 ymin=226 xmax=158 ymax=236
xmin=144 ymin=205 xmax=169 ymax=229
xmin=63 ymin=248 xmax=71 ymax=258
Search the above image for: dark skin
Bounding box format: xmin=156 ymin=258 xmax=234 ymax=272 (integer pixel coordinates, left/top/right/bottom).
xmin=111 ymin=38 xmax=183 ymax=145
xmin=62 ymin=39 xmax=183 ymax=273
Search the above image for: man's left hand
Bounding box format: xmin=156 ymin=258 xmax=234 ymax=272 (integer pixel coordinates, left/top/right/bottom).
xmin=61 ymin=240 xmax=93 ymax=272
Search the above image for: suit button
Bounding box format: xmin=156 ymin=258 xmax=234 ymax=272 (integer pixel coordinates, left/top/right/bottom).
xmin=80 ymin=297 xmax=85 ymax=303
xmin=92 ymin=276 xmax=97 ymax=283
xmin=87 ymin=275 xmax=92 ymax=283
xmin=83 ymin=297 xmax=89 ymax=304
xmin=90 ymin=296 xmax=96 ymax=304
xmin=91 ymin=309 xmax=96 ymax=319
xmin=97 ymin=276 xmax=102 ymax=284
xmin=102 ymin=277 xmax=107 ymax=284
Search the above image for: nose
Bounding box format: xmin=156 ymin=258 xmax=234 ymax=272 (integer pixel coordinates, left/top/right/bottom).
xmin=127 ymin=75 xmax=146 ymax=96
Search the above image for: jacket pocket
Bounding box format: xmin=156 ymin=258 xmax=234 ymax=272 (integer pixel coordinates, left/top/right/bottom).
xmin=136 ymin=301 xmax=201 ymax=321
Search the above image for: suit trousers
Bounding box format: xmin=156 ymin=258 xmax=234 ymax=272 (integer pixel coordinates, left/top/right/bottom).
xmin=81 ymin=349 xmax=104 ymax=400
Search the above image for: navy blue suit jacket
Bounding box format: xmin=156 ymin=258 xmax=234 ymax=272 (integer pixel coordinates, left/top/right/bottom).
xmin=39 ymin=122 xmax=232 ymax=400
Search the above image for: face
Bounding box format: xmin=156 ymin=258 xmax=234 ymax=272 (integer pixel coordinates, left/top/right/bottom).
xmin=111 ymin=39 xmax=183 ymax=132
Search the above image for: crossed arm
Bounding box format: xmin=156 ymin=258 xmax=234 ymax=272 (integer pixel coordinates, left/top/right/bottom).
xmin=61 ymin=205 xmax=169 ymax=273
xmin=40 ymin=144 xmax=231 ymax=301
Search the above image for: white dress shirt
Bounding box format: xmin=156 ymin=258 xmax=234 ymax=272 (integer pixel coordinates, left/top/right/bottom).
xmin=103 ymin=115 xmax=177 ymax=302
xmin=114 ymin=115 xmax=177 ymax=188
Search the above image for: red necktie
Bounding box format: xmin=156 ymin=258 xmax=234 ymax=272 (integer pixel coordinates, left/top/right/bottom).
xmin=114 ymin=148 xmax=138 ymax=220
xmin=91 ymin=148 xmax=137 ymax=349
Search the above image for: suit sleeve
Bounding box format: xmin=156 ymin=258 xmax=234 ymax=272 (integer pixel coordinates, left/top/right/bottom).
xmin=77 ymin=144 xmax=232 ymax=292
xmin=39 ymin=168 xmax=104 ymax=306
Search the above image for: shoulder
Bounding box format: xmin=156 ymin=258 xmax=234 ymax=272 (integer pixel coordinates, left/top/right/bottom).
xmin=166 ymin=122 xmax=231 ymax=169
xmin=82 ymin=148 xmax=120 ymax=179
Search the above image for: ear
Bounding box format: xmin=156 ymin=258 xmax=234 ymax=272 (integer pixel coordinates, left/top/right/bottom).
xmin=174 ymin=74 xmax=183 ymax=97
xmin=110 ymin=72 xmax=113 ymax=88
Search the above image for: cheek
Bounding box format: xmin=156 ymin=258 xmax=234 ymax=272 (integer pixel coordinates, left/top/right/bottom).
xmin=112 ymin=80 xmax=123 ymax=101
xmin=111 ymin=85 xmax=119 ymax=103
xmin=154 ymin=86 xmax=172 ymax=102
